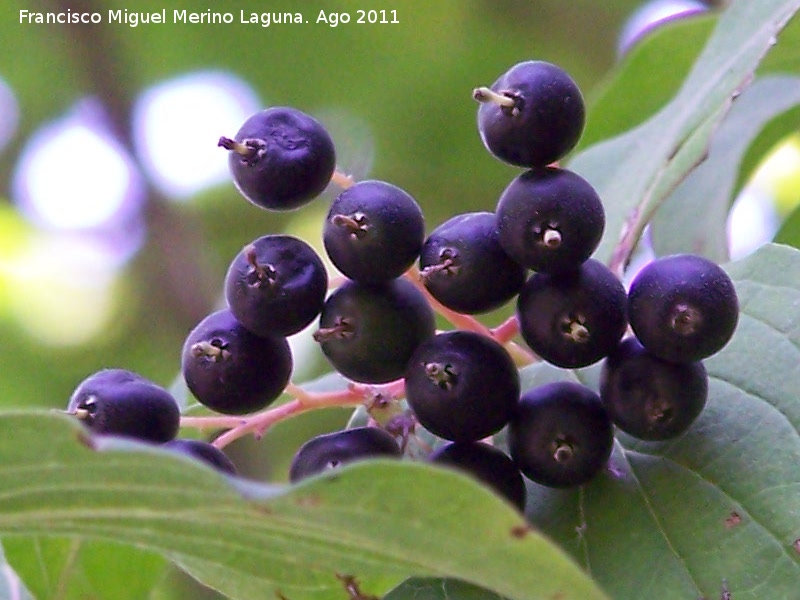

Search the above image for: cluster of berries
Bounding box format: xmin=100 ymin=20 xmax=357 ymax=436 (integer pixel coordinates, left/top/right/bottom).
xmin=65 ymin=60 xmax=740 ymax=514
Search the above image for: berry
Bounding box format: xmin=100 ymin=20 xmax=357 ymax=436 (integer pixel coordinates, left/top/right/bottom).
xmin=474 ymin=60 xmax=585 ymax=168
xmin=67 ymin=368 xmax=180 ymax=443
xmin=516 ymin=259 xmax=627 ymax=369
xmin=496 ymin=167 xmax=605 ymax=274
xmin=323 ymin=180 xmax=425 ymax=283
xmin=289 ymin=426 xmax=401 ymax=483
xmin=405 ymin=330 xmax=520 ymax=442
xmin=181 ymin=308 xmax=293 ymax=414
xmin=224 ymin=234 xmax=328 ymax=337
xmin=600 ymin=336 xmax=708 ymax=441
xmin=419 ymin=211 xmax=526 ymax=314
xmin=164 ymin=439 xmax=237 ymax=475
xmin=429 ymin=442 xmax=527 ymax=512
xmin=627 ymin=254 xmax=739 ymax=363
xmin=314 ymin=278 xmax=435 ymax=384
xmin=218 ymin=107 xmax=336 ymax=211
xmin=508 ymin=381 xmax=613 ymax=488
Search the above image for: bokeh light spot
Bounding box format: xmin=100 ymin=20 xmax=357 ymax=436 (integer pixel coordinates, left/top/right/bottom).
xmin=133 ymin=71 xmax=261 ymax=199
xmin=618 ymin=0 xmax=709 ymax=57
xmin=12 ymin=99 xmax=144 ymax=231
xmin=2 ymin=231 xmax=122 ymax=346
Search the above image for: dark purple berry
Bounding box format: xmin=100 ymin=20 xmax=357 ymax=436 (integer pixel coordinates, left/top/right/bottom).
xmin=475 ymin=60 xmax=585 ymax=168
xmin=508 ymin=381 xmax=613 ymax=488
xmin=405 ymin=330 xmax=520 ymax=442
xmin=181 ymin=309 xmax=293 ymax=415
xmin=516 ymin=259 xmax=627 ymax=369
xmin=600 ymin=336 xmax=708 ymax=441
xmin=225 ymin=234 xmax=328 ymax=337
xmin=314 ymin=278 xmax=435 ymax=384
xmin=627 ymin=254 xmax=739 ymax=363
xmin=219 ymin=107 xmax=335 ymax=211
xmin=419 ymin=212 xmax=526 ymax=314
xmin=323 ymin=180 xmax=425 ymax=283
xmin=67 ymin=368 xmax=180 ymax=443
xmin=164 ymin=439 xmax=237 ymax=475
xmin=289 ymin=426 xmax=401 ymax=482
xmin=496 ymin=167 xmax=605 ymax=274
xmin=429 ymin=442 xmax=527 ymax=512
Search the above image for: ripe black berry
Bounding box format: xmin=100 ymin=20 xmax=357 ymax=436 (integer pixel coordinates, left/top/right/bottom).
xmin=323 ymin=180 xmax=425 ymax=283
xmin=164 ymin=439 xmax=237 ymax=475
xmin=224 ymin=234 xmax=328 ymax=337
xmin=516 ymin=259 xmax=627 ymax=369
xmin=474 ymin=60 xmax=585 ymax=168
xmin=600 ymin=336 xmax=708 ymax=441
xmin=508 ymin=381 xmax=613 ymax=488
xmin=67 ymin=368 xmax=180 ymax=443
xmin=405 ymin=330 xmax=520 ymax=442
xmin=419 ymin=211 xmax=526 ymax=314
xmin=314 ymin=278 xmax=435 ymax=384
xmin=289 ymin=426 xmax=401 ymax=483
xmin=219 ymin=107 xmax=336 ymax=211
xmin=496 ymin=167 xmax=605 ymax=274
xmin=429 ymin=442 xmax=527 ymax=512
xmin=181 ymin=308 xmax=293 ymax=414
xmin=627 ymin=254 xmax=739 ymax=363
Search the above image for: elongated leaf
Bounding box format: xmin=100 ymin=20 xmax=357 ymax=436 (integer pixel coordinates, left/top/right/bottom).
xmin=651 ymin=75 xmax=800 ymax=261
xmin=570 ymin=0 xmax=800 ymax=267
xmin=580 ymin=15 xmax=716 ymax=150
xmin=0 ymin=416 xmax=609 ymax=600
xmin=519 ymin=243 xmax=800 ymax=600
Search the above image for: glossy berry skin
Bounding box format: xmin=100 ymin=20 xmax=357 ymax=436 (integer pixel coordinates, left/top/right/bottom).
xmin=323 ymin=180 xmax=425 ymax=283
xmin=289 ymin=427 xmax=401 ymax=483
xmin=67 ymin=369 xmax=180 ymax=443
xmin=600 ymin=336 xmax=708 ymax=441
xmin=164 ymin=439 xmax=237 ymax=475
xmin=508 ymin=381 xmax=613 ymax=488
xmin=516 ymin=259 xmax=627 ymax=369
xmin=220 ymin=107 xmax=335 ymax=211
xmin=627 ymin=254 xmax=739 ymax=363
xmin=419 ymin=211 xmax=526 ymax=314
xmin=405 ymin=330 xmax=520 ymax=442
xmin=225 ymin=234 xmax=328 ymax=337
xmin=314 ymin=278 xmax=435 ymax=384
xmin=477 ymin=60 xmax=585 ymax=168
xmin=496 ymin=168 xmax=605 ymax=274
xmin=429 ymin=442 xmax=527 ymax=512
xmin=181 ymin=309 xmax=293 ymax=415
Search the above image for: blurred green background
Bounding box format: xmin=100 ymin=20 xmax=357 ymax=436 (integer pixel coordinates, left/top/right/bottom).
xmin=0 ymin=0 xmax=798 ymax=595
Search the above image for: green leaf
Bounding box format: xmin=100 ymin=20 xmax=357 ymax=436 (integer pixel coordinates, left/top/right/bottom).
xmin=2 ymin=537 xmax=167 ymax=600
xmin=385 ymin=577 xmax=508 ymax=600
xmin=0 ymin=542 xmax=33 ymax=600
xmin=650 ymin=75 xmax=800 ymax=261
xmin=570 ymin=0 xmax=800 ymax=269
xmin=522 ymin=243 xmax=800 ymax=600
xmin=0 ymin=414 xmax=609 ymax=600
xmin=580 ymin=15 xmax=716 ymax=150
